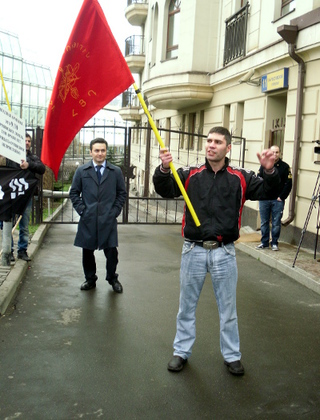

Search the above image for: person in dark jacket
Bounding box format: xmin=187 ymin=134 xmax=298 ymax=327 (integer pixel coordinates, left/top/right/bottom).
xmin=153 ymin=126 xmax=280 ymax=376
xmin=256 ymin=145 xmax=292 ymax=251
xmin=70 ymin=138 xmax=127 ymax=293
xmin=6 ymin=133 xmax=45 ymax=261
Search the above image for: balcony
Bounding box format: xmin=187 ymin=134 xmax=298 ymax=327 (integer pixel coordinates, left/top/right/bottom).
xmin=125 ymin=35 xmax=145 ymax=73
xmin=125 ymin=0 xmax=148 ymax=26
xmin=143 ymin=73 xmax=213 ymax=110
xmin=118 ymin=89 xmax=141 ymax=122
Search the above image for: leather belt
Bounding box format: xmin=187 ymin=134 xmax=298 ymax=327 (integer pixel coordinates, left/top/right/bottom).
xmin=187 ymin=240 xmax=223 ymax=250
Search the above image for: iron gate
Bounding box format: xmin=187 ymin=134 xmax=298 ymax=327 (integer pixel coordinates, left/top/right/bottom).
xmin=30 ymin=125 xmax=246 ymax=226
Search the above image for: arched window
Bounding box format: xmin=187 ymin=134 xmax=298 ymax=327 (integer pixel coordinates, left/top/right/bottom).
xmin=166 ymin=0 xmax=181 ymax=59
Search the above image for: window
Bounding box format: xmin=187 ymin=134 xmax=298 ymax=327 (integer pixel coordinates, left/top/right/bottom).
xmin=281 ymin=0 xmax=295 ymax=16
xmin=188 ymin=113 xmax=196 ymax=150
xmin=179 ymin=114 xmax=186 ymax=149
xmin=197 ymin=111 xmax=204 ymax=151
xmin=223 ymin=3 xmax=249 ymax=66
xmin=12 ymin=59 xmax=22 ymax=81
xmin=166 ymin=0 xmax=181 ymax=59
xmin=238 ymin=0 xmax=247 ymax=8
xmin=11 ymin=81 xmax=21 ymax=104
xmin=2 ymin=56 xmax=13 ymax=78
xmin=154 ymin=119 xmax=160 ymax=146
xmin=151 ymin=4 xmax=159 ymax=67
xmin=165 ymin=117 xmax=171 ymax=147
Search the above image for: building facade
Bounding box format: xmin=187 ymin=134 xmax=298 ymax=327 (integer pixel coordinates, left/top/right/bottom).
xmin=121 ymin=0 xmax=320 ymax=247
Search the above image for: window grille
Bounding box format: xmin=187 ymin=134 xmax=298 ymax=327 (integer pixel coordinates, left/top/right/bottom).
xmin=223 ymin=2 xmax=250 ymax=66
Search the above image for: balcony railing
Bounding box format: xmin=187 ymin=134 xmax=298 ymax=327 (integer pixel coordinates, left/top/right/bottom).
xmin=127 ymin=0 xmax=148 ymax=5
xmin=122 ymin=89 xmax=139 ymax=108
xmin=223 ymin=2 xmax=250 ymax=66
xmin=125 ymin=35 xmax=145 ymax=56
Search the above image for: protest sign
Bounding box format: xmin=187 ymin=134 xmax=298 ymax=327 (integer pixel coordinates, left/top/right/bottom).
xmin=0 ymin=106 xmax=25 ymax=164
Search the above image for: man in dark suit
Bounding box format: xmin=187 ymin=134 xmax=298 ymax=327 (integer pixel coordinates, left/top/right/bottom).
xmin=70 ymin=138 xmax=127 ymax=293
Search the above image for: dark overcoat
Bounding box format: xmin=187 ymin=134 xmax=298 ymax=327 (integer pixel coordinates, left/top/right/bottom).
xmin=69 ymin=160 xmax=127 ymax=250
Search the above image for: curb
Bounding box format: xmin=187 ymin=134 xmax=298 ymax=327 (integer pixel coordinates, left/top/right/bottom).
xmin=0 ymin=223 xmax=50 ymax=315
xmin=235 ymin=242 xmax=320 ymax=295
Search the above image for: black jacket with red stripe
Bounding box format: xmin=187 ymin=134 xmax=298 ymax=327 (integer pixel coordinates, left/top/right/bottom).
xmin=153 ymin=157 xmax=280 ymax=244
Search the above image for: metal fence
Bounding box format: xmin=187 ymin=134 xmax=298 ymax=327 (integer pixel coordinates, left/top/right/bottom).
xmin=31 ymin=125 xmax=246 ymax=226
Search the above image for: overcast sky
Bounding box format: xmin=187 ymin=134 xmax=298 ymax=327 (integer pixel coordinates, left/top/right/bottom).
xmin=0 ymin=0 xmax=139 ymax=77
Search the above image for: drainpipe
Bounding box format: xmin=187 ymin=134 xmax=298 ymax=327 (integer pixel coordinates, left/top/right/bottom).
xmin=277 ymin=25 xmax=306 ymax=226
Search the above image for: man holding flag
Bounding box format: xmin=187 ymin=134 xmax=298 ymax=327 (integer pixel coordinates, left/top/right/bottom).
xmin=153 ymin=126 xmax=280 ymax=375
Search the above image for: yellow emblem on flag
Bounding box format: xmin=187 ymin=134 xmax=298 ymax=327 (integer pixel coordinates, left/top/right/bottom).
xmin=59 ymin=63 xmax=80 ymax=103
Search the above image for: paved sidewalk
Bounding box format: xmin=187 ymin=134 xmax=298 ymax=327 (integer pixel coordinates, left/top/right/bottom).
xmin=0 ymin=223 xmax=50 ymax=315
xmin=1 ymin=223 xmax=320 ymax=315
xmin=235 ymin=227 xmax=320 ymax=295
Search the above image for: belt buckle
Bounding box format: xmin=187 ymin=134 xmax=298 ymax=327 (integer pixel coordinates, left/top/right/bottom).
xmin=203 ymin=241 xmax=218 ymax=250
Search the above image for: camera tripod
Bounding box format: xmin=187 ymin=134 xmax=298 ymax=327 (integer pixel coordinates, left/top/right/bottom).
xmin=293 ymin=170 xmax=320 ymax=267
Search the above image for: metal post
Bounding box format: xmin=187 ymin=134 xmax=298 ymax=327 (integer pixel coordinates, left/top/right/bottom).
xmin=292 ymin=171 xmax=320 ymax=267
xmin=1 ymin=221 xmax=12 ymax=266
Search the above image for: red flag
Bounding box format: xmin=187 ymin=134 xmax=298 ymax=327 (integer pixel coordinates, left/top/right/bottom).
xmin=41 ymin=0 xmax=134 ymax=179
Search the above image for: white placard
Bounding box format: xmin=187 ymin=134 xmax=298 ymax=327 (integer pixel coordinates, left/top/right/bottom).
xmin=0 ymin=106 xmax=26 ymax=164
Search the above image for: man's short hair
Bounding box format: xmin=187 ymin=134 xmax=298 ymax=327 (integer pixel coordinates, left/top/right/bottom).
xmin=271 ymin=145 xmax=280 ymax=152
xmin=26 ymin=133 xmax=32 ymax=140
xmin=90 ymin=138 xmax=108 ymax=150
xmin=208 ymin=127 xmax=232 ymax=145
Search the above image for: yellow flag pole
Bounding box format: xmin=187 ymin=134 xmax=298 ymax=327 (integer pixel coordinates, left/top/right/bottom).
xmin=0 ymin=67 xmax=12 ymax=112
xmin=0 ymin=67 xmax=13 ymax=264
xmin=133 ymin=83 xmax=200 ymax=227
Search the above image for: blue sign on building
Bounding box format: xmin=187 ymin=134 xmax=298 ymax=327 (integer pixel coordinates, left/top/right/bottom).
xmin=261 ymin=68 xmax=289 ymax=92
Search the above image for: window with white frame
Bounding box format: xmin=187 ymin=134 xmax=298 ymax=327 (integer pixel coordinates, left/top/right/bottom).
xmin=281 ymin=0 xmax=295 ymax=16
xmin=166 ymin=0 xmax=181 ymax=59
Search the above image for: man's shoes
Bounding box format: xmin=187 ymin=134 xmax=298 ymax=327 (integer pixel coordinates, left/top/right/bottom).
xmin=256 ymin=243 xmax=268 ymax=249
xmin=17 ymin=250 xmax=31 ymax=262
xmin=109 ymin=279 xmax=123 ymax=293
xmin=167 ymin=356 xmax=187 ymax=372
xmin=224 ymin=360 xmax=245 ymax=376
xmin=10 ymin=252 xmax=15 ymax=262
xmin=80 ymin=281 xmax=96 ymax=291
xmin=271 ymin=244 xmax=279 ymax=251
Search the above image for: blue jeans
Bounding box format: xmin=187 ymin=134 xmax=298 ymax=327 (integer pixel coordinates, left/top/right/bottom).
xmin=259 ymin=200 xmax=284 ymax=247
xmin=17 ymin=199 xmax=32 ymax=253
xmin=173 ymin=241 xmax=241 ymax=363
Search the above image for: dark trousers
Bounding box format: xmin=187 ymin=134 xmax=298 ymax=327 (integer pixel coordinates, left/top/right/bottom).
xmin=82 ymin=247 xmax=118 ymax=283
